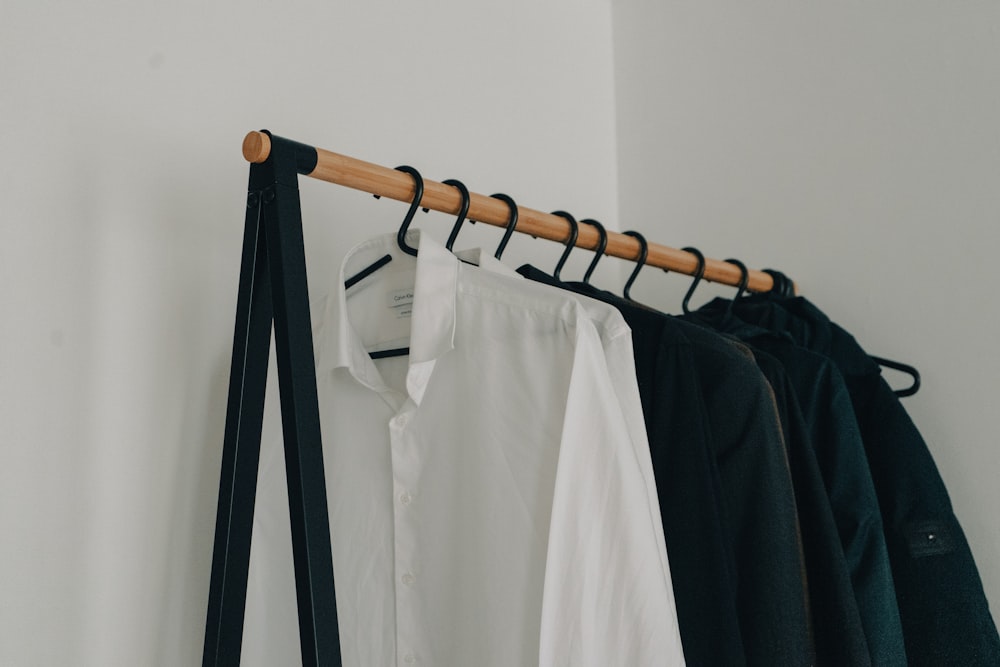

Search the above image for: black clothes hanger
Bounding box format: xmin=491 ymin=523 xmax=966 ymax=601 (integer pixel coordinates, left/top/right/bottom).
xmin=622 ymin=231 xmax=648 ymax=301
xmin=344 ymin=166 xmax=424 ymax=360
xmin=760 ymin=267 xmax=919 ymax=397
xmin=757 ymin=268 xmax=919 ymax=397
xmin=681 ymin=247 xmax=706 ymax=315
xmin=723 ymin=258 xmax=750 ymax=320
xmin=763 ymin=268 xmax=795 ymax=298
xmin=443 ymin=179 xmax=471 ymax=252
xmin=578 ymin=219 xmax=608 ymax=284
xmin=550 ymin=211 xmax=579 ymax=281
xmin=344 ymin=253 xmax=392 ymax=290
xmin=870 ymin=355 xmax=921 ymax=397
xmin=491 ymin=193 xmax=519 ymax=260
xmin=345 ymin=165 xmax=424 ymax=289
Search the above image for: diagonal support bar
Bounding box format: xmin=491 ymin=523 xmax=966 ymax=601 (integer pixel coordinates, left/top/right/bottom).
xmin=263 ymin=148 xmax=340 ymax=666
xmin=203 ymin=173 xmax=275 ymax=666
xmin=203 ymin=134 xmax=340 ymax=667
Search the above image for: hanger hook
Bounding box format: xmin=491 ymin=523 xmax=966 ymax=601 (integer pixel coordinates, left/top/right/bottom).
xmin=490 ymin=193 xmax=519 ymax=259
xmin=763 ymin=268 xmax=794 ymax=297
xmin=443 ymin=179 xmax=471 ymax=252
xmin=622 ymin=231 xmax=648 ymax=301
xmin=550 ymin=211 xmax=579 ymax=280
xmin=723 ymin=258 xmax=750 ymax=318
xmin=394 ymin=165 xmax=424 ymax=257
xmin=578 ymin=219 xmax=608 ymax=284
xmin=681 ymin=247 xmax=706 ymax=314
xmin=870 ymin=355 xmax=922 ymax=397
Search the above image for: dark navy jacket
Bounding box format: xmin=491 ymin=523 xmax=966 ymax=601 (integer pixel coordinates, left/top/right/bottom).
xmin=726 ymin=294 xmax=1000 ymax=666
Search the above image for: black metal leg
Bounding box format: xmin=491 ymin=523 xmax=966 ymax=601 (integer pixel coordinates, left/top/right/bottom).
xmin=263 ymin=178 xmax=341 ymax=667
xmin=203 ymin=134 xmax=339 ymax=667
xmin=203 ymin=182 xmax=275 ymax=667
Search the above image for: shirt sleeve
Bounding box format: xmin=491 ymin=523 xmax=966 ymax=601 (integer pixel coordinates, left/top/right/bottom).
xmin=590 ymin=317 xmax=674 ymax=586
xmin=538 ymin=320 xmax=686 ymax=667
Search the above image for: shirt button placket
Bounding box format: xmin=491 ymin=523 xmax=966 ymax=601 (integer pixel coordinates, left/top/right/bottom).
xmin=391 ymin=405 xmax=422 ymax=665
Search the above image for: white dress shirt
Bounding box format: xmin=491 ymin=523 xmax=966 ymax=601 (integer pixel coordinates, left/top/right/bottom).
xmin=243 ymin=231 xmax=685 ymax=666
xmin=456 ymin=247 xmax=673 ymax=584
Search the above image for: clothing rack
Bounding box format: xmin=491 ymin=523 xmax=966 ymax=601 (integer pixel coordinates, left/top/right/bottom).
xmin=202 ymin=130 xmax=790 ymax=667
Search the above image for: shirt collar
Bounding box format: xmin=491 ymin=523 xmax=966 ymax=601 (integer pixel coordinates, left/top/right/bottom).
xmin=453 ymin=247 xmax=522 ymax=279
xmin=324 ymin=229 xmax=459 ymax=404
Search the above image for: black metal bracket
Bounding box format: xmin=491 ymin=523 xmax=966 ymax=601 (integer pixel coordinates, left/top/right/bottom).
xmin=203 ymin=132 xmax=341 ymax=666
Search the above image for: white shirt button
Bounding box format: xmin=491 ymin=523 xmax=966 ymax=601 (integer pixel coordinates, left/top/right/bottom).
xmin=399 ymin=492 xmax=412 ymax=505
xmin=401 ymin=572 xmax=416 ymax=586
xmin=403 ymin=653 xmax=417 ymax=663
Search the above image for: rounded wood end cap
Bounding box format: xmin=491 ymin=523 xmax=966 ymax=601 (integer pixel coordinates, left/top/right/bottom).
xmin=243 ymin=131 xmax=271 ymax=163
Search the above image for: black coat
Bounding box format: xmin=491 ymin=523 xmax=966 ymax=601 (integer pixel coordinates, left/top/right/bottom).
xmin=725 ymin=294 xmax=1000 ymax=666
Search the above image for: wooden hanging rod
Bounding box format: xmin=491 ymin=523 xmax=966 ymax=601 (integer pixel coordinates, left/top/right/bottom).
xmin=243 ymin=130 xmax=787 ymax=293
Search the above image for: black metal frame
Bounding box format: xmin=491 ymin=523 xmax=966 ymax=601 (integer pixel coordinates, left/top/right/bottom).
xmin=203 ymin=132 xmax=342 ymax=666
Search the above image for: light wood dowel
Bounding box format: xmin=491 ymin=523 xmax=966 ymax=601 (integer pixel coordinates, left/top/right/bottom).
xmin=243 ymin=131 xmax=271 ymax=164
xmin=243 ymin=130 xmax=785 ymax=293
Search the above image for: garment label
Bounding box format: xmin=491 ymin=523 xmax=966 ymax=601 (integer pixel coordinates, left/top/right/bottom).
xmin=905 ymin=519 xmax=956 ymax=558
xmin=388 ymin=288 xmax=414 ymax=319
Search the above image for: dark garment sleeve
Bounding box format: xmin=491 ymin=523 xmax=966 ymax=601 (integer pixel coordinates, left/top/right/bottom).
xmin=797 ymin=357 xmax=906 ymax=666
xmin=690 ymin=338 xmax=815 ymax=667
xmin=753 ymin=350 xmax=872 ymax=667
xmin=642 ymin=329 xmax=748 ymax=667
xmin=831 ymin=324 xmax=1000 ymax=667
xmin=751 ymin=337 xmax=906 ymax=666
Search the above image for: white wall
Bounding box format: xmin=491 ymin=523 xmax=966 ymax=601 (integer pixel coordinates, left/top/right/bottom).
xmin=0 ymin=2 xmax=619 ymax=664
xmin=613 ymin=0 xmax=1000 ymax=613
